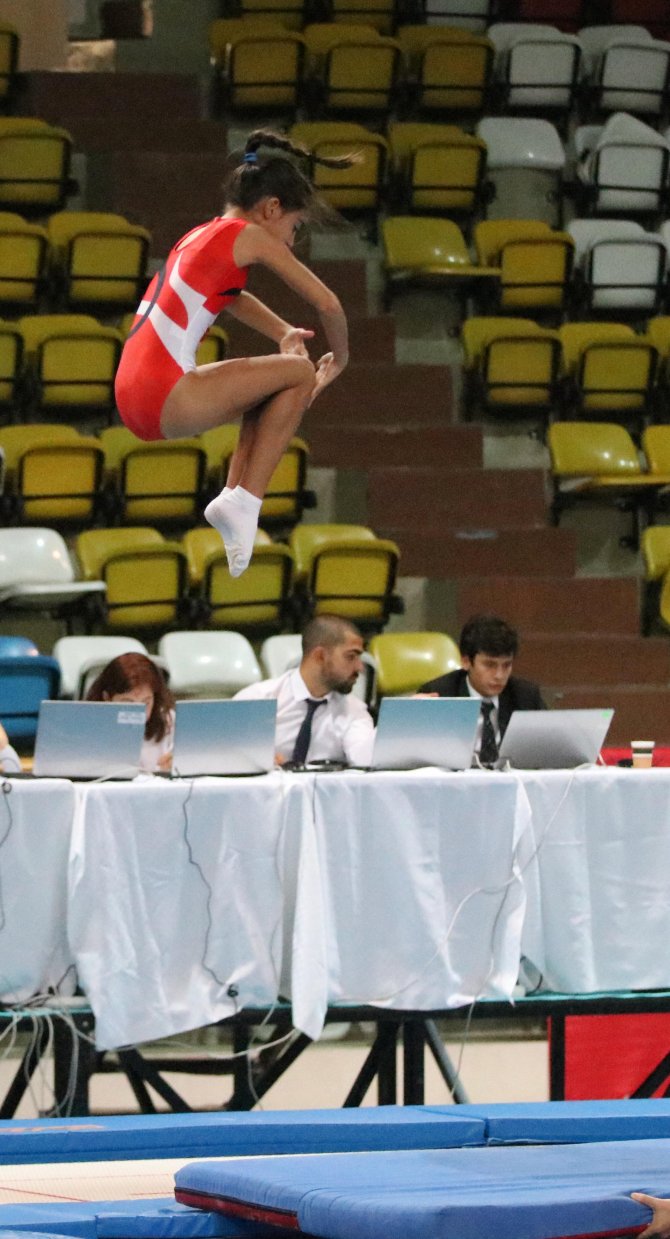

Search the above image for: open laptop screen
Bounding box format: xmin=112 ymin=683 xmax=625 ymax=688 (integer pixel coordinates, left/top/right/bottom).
xmin=172 ymin=699 xmax=277 ymax=776
xmin=369 ymin=697 xmax=481 ymax=771
xmin=498 ymin=708 xmax=614 ymax=770
xmin=33 ymin=700 xmax=146 ymax=779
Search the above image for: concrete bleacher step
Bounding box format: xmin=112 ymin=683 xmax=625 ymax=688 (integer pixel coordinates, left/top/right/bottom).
xmin=307 ymin=424 xmax=483 ymax=471
xmin=224 ymin=313 xmax=396 ymax=366
xmin=515 ymin=635 xmax=670 ymax=688
xmin=89 ymin=149 xmax=233 ymax=257
xmin=383 ymin=528 xmax=576 ymax=579
xmin=455 ymin=577 xmax=641 ymax=636
xmin=303 ymin=364 xmax=454 ymax=429
xmin=247 ymin=261 xmax=369 ymax=319
xmin=25 ymin=70 xmax=204 ymax=128
xmin=367 ymin=468 xmax=548 ymax=530
xmin=548 ymin=686 xmax=670 ymax=746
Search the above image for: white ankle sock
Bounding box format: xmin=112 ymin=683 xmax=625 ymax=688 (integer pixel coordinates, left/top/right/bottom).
xmin=204 ymin=485 xmax=262 ymax=578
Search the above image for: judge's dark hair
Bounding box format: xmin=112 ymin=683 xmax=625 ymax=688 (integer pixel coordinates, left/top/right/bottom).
xmin=86 ymin=653 xmax=175 ymax=742
xmin=224 ymin=128 xmax=357 ymax=220
xmin=459 ymin=614 xmax=519 ymax=661
xmin=302 ymin=614 xmax=362 ymax=656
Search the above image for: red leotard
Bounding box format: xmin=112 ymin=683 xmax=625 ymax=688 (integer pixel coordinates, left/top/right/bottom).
xmin=114 ymin=216 xmax=249 ymax=441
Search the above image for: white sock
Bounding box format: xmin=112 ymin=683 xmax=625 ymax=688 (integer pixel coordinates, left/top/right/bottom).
xmin=204 ymin=485 xmax=262 ymax=578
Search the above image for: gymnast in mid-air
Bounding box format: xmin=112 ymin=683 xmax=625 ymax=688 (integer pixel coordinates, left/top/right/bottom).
xmin=115 ymin=129 xmax=352 ymax=578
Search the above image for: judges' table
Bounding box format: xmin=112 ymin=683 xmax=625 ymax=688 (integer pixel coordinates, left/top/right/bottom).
xmin=519 ymin=766 xmax=670 ymax=993
xmin=0 ymin=778 xmax=75 ymax=1004
xmin=67 ymin=770 xmax=532 ymax=1050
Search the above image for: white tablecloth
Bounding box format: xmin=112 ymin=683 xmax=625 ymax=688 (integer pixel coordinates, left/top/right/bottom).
xmin=520 ymin=767 xmax=670 ymax=993
xmin=0 ymin=778 xmax=74 ymax=1003
xmin=4 ymin=766 xmax=670 ymax=1050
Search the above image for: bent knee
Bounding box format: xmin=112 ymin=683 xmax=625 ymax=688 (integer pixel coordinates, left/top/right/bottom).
xmin=286 ymin=356 xmax=316 ymax=389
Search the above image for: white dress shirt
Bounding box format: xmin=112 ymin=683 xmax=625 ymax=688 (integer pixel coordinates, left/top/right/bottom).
xmin=235 ymin=668 xmax=375 ymax=767
xmin=140 ymin=709 xmax=175 ymax=773
xmin=466 ymin=678 xmax=500 ymax=756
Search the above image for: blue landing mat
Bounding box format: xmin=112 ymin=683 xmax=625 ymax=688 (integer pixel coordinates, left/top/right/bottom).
xmin=436 ymin=1100 xmax=670 ymax=1144
xmin=174 ymin=1138 xmax=670 ymax=1239
xmin=0 ymin=1108 xmax=485 ymax=1165
xmin=0 ymin=1199 xmax=273 ymax=1238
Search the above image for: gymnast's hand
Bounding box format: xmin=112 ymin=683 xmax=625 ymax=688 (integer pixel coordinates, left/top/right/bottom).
xmin=279 ymin=327 xmax=314 ymax=357
xmin=632 ymin=1191 xmax=670 ymax=1236
xmin=309 ymin=352 xmax=346 ymax=403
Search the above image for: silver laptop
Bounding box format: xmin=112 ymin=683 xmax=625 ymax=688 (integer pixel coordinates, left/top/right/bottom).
xmin=369 ymin=697 xmax=481 ymax=771
xmin=33 ymin=700 xmax=146 ymax=779
xmin=171 ymin=699 xmax=277 ymax=776
xmin=498 ymin=708 xmax=614 ymax=770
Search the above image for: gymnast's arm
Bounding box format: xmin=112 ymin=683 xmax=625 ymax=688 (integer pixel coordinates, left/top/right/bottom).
xmin=632 ymin=1190 xmax=670 ymax=1236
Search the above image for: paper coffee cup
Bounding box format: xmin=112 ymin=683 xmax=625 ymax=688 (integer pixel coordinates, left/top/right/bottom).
xmin=631 ymin=740 xmax=654 ymax=768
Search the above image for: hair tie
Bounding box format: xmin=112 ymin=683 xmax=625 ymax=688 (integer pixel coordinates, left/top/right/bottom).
xmin=243 ymin=151 xmax=258 ymax=164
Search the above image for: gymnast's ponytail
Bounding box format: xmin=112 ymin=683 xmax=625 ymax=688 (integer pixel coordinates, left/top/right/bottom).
xmin=223 ymin=127 xmax=359 ymax=218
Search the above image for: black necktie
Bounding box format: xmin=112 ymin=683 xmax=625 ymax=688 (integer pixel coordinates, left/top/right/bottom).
xmin=291 ymin=698 xmax=325 ymax=765
xmin=479 ymin=700 xmax=498 ymax=766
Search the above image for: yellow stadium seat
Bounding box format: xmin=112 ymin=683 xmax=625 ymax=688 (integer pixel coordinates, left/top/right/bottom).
xmin=182 ymin=526 xmax=293 ymax=633
xmin=76 ymin=527 xmax=188 ymax=631
xmin=397 ymin=26 xmax=493 ymax=114
xmin=382 ymin=215 xmax=498 ymax=309
xmin=19 ymin=313 xmax=123 ymax=423
xmin=641 ymin=525 xmax=670 ymax=633
xmin=330 ymin=0 xmax=395 ymax=34
xmin=368 ymin=630 xmax=461 ymax=697
xmin=0 ymin=212 xmax=48 ymax=308
xmin=0 ymin=318 xmax=23 ymax=412
xmin=10 ymin=435 xmax=103 ymax=525
xmin=99 ymin=427 xmax=207 ymax=525
xmin=461 ymin=316 xmax=560 ymax=419
xmin=0 ymin=118 xmax=74 ymax=214
xmin=474 ymin=219 xmax=574 ymax=313
xmin=648 ymin=318 xmax=670 ymax=417
xmin=289 ymin=522 xmax=376 ymax=581
xmin=0 ymin=24 xmax=19 ymax=109
xmin=209 ymin=19 xmax=305 ymax=111
xmin=289 ymin=121 xmax=387 ymax=212
xmin=47 ymin=211 xmax=151 ymax=311
xmin=303 ymin=24 xmax=400 ymax=114
xmin=548 ymin=420 xmax=670 ymax=545
xmin=220 ymin=0 xmax=304 ymax=30
xmin=559 ymin=322 xmax=657 ymax=423
xmin=290 ymin=523 xmax=402 ymax=632
xmin=388 ymin=122 xmax=487 ymax=216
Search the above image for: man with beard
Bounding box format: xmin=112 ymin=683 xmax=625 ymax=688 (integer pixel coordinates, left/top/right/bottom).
xmin=234 ymin=613 xmax=374 ymax=768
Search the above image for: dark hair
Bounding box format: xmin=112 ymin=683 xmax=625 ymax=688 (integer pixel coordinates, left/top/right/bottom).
xmin=86 ymin=653 xmax=174 ymax=742
xmin=302 ymin=614 xmax=362 ymax=657
xmin=459 ymin=614 xmax=519 ymax=661
xmin=224 ymin=128 xmax=357 ymax=221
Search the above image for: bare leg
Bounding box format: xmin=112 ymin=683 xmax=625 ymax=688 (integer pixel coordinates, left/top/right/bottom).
xmin=160 ymin=353 xmax=315 ymax=575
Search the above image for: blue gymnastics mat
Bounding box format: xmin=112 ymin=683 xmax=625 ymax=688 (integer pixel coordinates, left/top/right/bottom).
xmin=435 ymin=1100 xmax=670 ymax=1145
xmin=174 ymin=1138 xmax=670 ymax=1239
xmin=0 ymin=1108 xmax=485 ymax=1165
xmin=0 ymin=1199 xmax=274 ymax=1238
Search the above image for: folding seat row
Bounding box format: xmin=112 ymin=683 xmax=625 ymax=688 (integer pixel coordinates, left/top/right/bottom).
xmin=460 ymin=317 xmax=661 ymax=430
xmin=0 ymin=313 xmax=226 ymax=426
xmin=0 ymin=423 xmax=312 ymax=536
xmin=0 ymin=523 xmax=402 ymax=638
xmin=208 ymin=19 xmax=494 ymax=118
xmin=218 ymin=1 xmax=496 ymax=35
xmin=0 ymin=210 xmax=150 ymax=314
xmin=548 ymin=421 xmax=670 ymax=551
xmin=383 ymin=215 xmax=670 ymax=322
xmin=641 ymin=524 xmax=670 ymax=634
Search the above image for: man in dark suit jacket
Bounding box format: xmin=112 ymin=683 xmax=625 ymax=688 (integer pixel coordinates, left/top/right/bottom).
xmin=419 ymin=614 xmax=545 ymax=764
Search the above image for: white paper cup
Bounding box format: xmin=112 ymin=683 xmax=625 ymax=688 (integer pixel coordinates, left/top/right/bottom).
xmin=631 ymin=740 xmax=655 ymax=769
